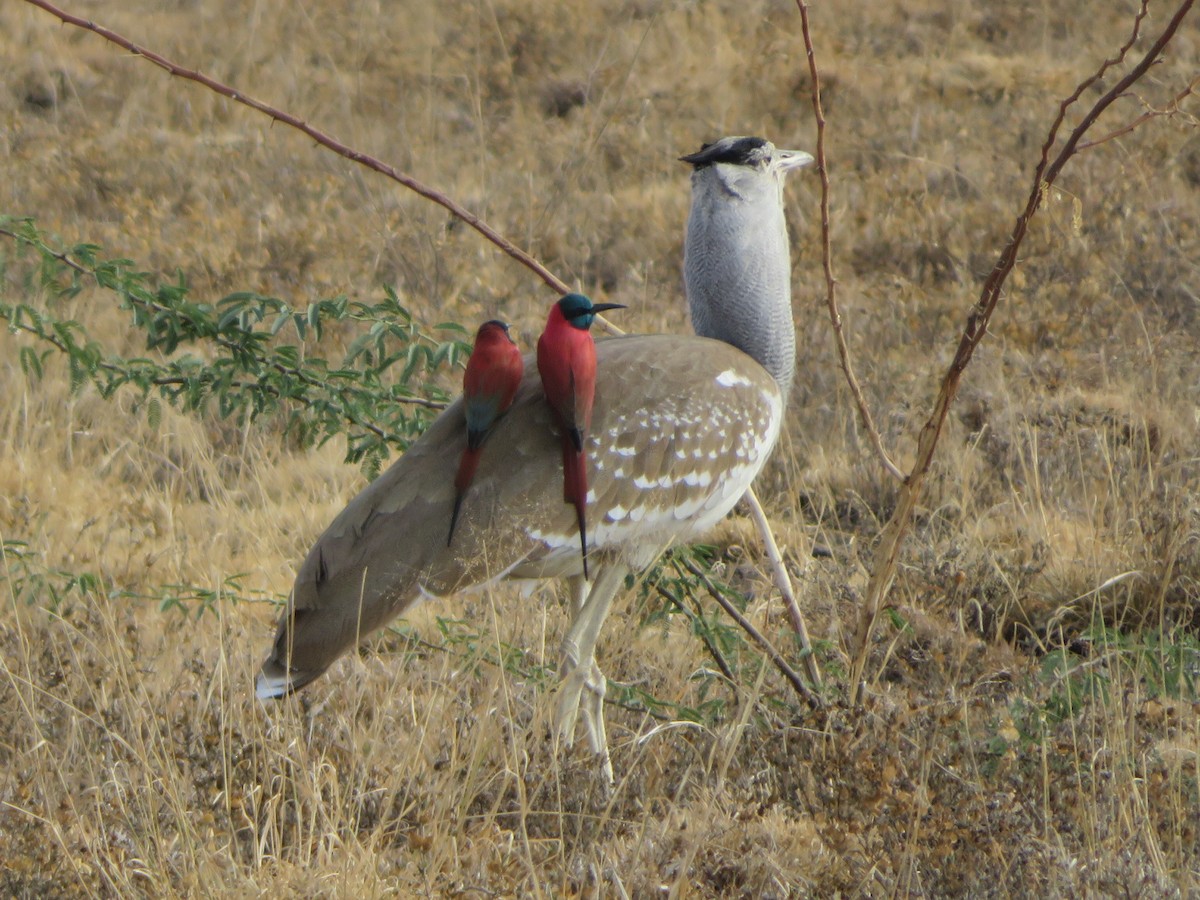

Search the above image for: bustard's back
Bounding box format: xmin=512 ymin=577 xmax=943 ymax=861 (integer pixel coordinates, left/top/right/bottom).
xmin=257 ymin=334 xmax=782 ymax=694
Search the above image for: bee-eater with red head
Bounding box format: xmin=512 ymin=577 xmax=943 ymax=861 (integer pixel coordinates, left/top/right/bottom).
xmin=447 ymin=320 xmax=524 ymax=546
xmin=536 ymin=293 xmax=625 ymax=579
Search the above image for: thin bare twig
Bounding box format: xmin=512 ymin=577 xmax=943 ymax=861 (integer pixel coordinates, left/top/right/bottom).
xmin=1077 ymin=72 xmax=1200 ymax=151
xmin=654 ymin=583 xmax=737 ymax=685
xmin=20 ymin=0 xmax=573 ymax=300
xmin=794 ymin=1 xmax=904 ymax=483
xmin=681 ymin=558 xmax=823 ymax=709
xmin=847 ymin=0 xmax=1194 ymax=705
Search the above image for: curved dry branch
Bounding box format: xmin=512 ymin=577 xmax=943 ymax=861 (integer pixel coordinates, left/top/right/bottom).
xmin=847 ymin=0 xmax=1194 ymax=704
xmin=21 ymin=0 xmax=573 ymax=300
xmin=794 ymin=1 xmax=904 ymax=483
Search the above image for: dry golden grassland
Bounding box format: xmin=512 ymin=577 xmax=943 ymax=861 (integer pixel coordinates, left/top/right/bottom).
xmin=2 ymin=0 xmax=1198 ymax=896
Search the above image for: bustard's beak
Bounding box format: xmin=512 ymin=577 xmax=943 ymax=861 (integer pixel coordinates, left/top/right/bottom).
xmin=775 ymin=150 xmax=815 ymax=172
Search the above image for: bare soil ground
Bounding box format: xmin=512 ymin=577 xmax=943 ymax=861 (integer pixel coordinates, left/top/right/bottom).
xmin=2 ymin=0 xmax=1198 ymax=896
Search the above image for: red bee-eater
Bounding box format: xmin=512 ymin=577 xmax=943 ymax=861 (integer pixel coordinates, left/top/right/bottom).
xmin=536 ymin=293 xmax=625 ymax=578
xmin=448 ymin=320 xmax=524 ymax=546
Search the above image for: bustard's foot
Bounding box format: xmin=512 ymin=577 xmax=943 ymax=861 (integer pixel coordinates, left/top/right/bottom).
xmin=554 ymin=641 xmax=614 ymax=784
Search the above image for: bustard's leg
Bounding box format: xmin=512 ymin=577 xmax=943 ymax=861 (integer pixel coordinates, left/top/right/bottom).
xmin=555 ymin=562 xmax=629 ymax=781
xmin=559 ymin=574 xmax=609 ymax=759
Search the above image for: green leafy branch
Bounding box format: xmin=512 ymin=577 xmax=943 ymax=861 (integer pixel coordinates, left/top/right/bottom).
xmin=637 ymin=545 xmax=827 ymax=714
xmin=0 ymin=217 xmax=468 ymax=475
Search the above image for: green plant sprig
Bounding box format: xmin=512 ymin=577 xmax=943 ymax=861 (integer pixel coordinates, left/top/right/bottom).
xmin=1 ymin=217 xmax=468 ymax=475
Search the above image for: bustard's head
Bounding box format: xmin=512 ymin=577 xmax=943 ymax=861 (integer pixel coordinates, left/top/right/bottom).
xmin=679 ymin=136 xmax=813 ymax=203
xmin=679 ymin=136 xmax=813 ymax=401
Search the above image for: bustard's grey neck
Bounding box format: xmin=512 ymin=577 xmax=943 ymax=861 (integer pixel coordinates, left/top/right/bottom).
xmin=682 ymin=137 xmax=811 ymax=403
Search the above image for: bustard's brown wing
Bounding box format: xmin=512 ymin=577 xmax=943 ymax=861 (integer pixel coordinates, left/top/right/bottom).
xmin=258 ymin=334 xmax=782 ymax=695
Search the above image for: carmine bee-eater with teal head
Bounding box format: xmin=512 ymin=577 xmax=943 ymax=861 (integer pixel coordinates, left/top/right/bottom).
xmin=536 ymin=293 xmax=625 ymax=579
xmin=447 ymin=320 xmax=524 ymax=546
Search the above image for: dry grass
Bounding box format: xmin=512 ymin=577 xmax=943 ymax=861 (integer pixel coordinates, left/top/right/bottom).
xmin=2 ymin=0 xmax=1199 ymax=896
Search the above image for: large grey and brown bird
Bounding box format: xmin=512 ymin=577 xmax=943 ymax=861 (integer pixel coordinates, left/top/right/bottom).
xmin=256 ymin=136 xmax=813 ymax=779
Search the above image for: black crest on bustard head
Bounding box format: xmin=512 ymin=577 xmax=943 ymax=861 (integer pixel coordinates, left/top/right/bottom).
xmin=679 ymin=136 xmax=769 ymax=169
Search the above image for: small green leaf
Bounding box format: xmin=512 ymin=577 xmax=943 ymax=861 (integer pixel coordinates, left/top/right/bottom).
xmin=19 ymin=345 xmax=43 ymax=380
